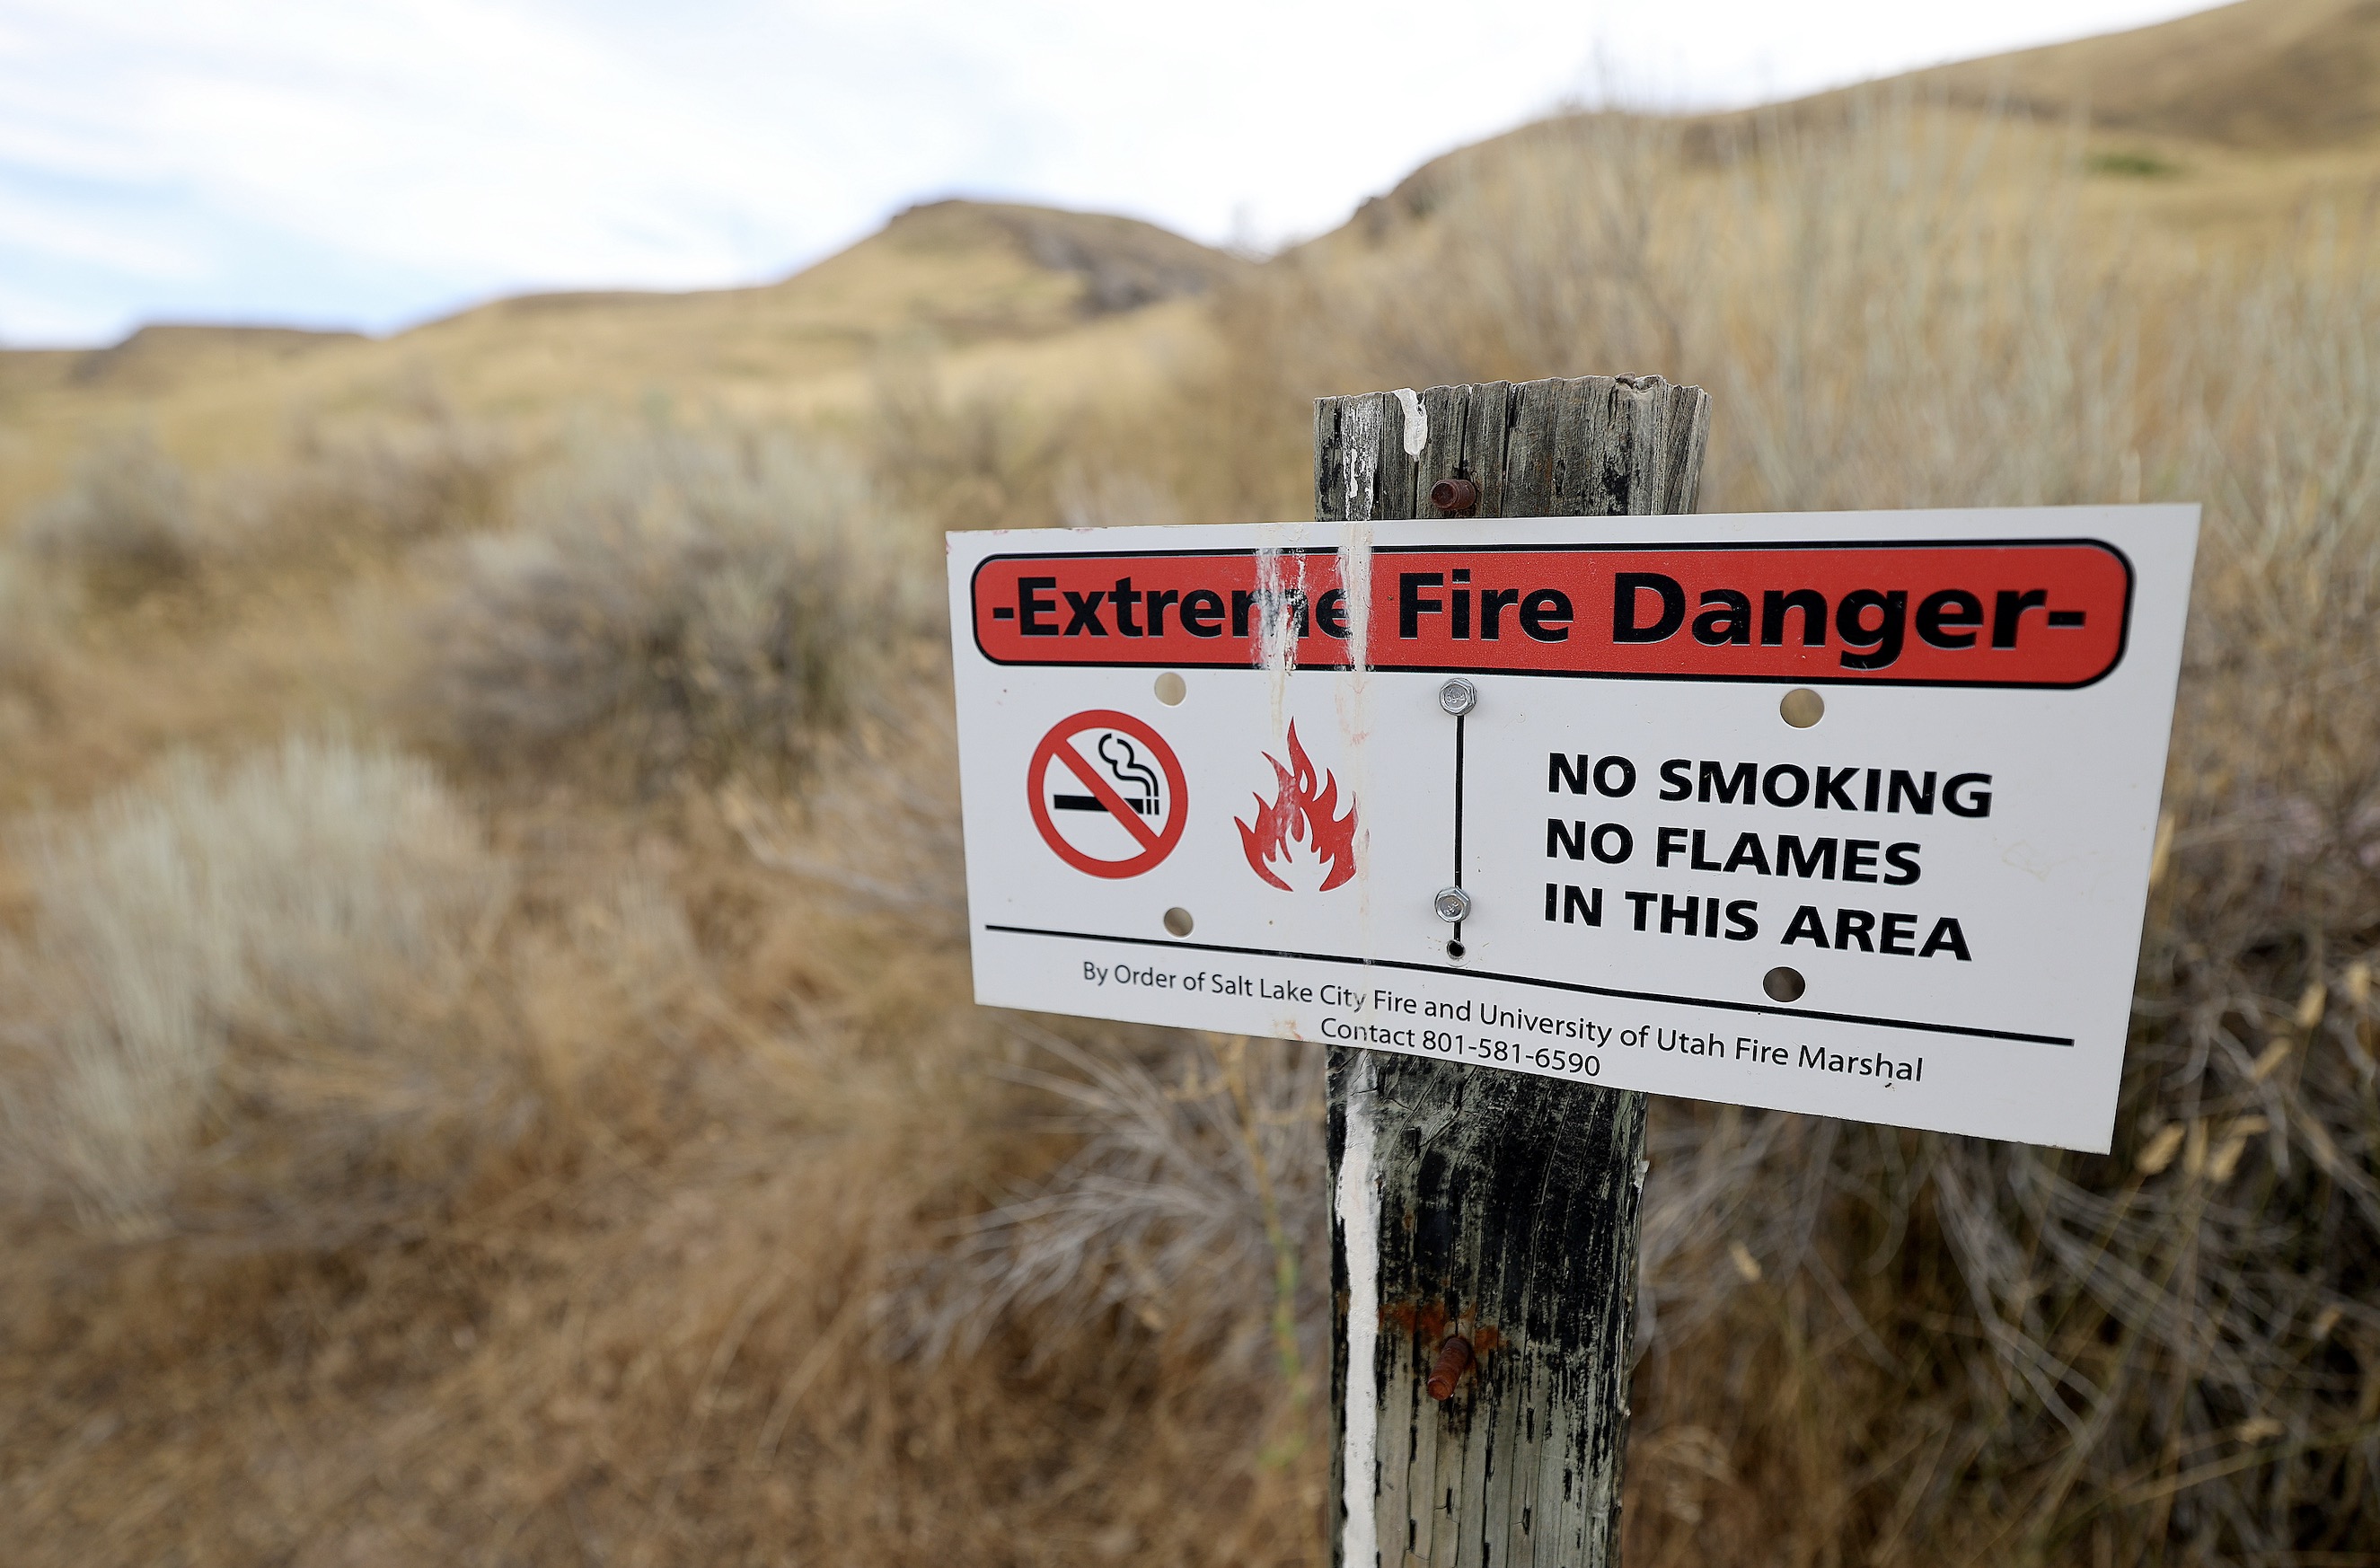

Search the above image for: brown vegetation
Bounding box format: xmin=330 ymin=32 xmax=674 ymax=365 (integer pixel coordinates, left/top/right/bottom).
xmin=3 ymin=12 xmax=2378 ymax=1562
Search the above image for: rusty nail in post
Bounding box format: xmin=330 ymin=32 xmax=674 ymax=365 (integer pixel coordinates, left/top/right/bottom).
xmin=1430 ymin=477 xmax=1479 ymax=513
xmin=1427 ymin=1335 xmax=1475 ymax=1400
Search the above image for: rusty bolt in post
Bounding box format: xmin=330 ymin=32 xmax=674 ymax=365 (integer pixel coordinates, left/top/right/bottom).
xmin=1426 ymin=1335 xmax=1476 ymax=1400
xmin=1430 ymin=476 xmax=1479 ymax=514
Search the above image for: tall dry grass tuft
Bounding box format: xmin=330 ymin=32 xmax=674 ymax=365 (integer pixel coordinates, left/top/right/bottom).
xmin=0 ymin=736 xmax=510 ymax=1238
xmin=895 ymin=1030 xmax=1327 ymax=1393
xmin=414 ymin=427 xmax=919 ymax=793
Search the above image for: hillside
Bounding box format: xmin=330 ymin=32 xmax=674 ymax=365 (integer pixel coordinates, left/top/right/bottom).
xmin=1908 ymin=0 xmax=2380 ymax=151
xmin=0 ymin=201 xmax=1240 ymax=518
xmin=4 ymin=0 xmax=2375 ymax=523
xmin=1336 ymin=0 xmax=2379 ymax=265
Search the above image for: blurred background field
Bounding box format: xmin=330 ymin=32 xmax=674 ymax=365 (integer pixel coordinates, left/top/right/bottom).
xmin=4 ymin=1 xmax=2380 ymax=1563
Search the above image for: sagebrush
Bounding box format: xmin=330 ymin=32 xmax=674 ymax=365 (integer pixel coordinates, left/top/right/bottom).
xmin=416 ymin=427 xmax=916 ymax=791
xmin=0 ymin=736 xmax=511 ymax=1238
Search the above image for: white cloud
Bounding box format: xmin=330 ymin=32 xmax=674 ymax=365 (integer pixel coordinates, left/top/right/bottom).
xmin=0 ymin=0 xmax=2214 ymax=346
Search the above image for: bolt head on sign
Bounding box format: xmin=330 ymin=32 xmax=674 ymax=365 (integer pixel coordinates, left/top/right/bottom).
xmin=947 ymin=506 xmax=2199 ymax=1151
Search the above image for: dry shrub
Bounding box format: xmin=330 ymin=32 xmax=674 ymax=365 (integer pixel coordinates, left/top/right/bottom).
xmin=724 ymin=684 xmax=972 ymax=938
xmin=868 ymin=357 xmax=1071 ymax=533
xmin=864 ymin=346 xmax=1191 ymax=538
xmin=884 ymin=1028 xmax=1333 ymax=1554
xmin=897 ymin=1030 xmax=1326 ymax=1380
xmin=865 ymin=354 xmax=1179 ymax=533
xmin=19 ymin=430 xmax=198 ymax=605
xmin=0 ymin=736 xmax=512 ymax=1238
xmin=215 ymin=416 xmax=512 ymax=568
xmin=416 ymin=427 xmax=918 ymax=792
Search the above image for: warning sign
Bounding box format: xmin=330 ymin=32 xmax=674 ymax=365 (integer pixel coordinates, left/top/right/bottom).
xmin=948 ymin=507 xmax=2199 ymax=1150
xmin=1027 ymin=710 xmax=1188 ymax=878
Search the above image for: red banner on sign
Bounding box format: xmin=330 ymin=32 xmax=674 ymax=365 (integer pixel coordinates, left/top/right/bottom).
xmin=970 ymin=540 xmax=2131 ymax=688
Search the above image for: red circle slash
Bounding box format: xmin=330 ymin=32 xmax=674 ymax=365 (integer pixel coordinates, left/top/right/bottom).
xmin=1027 ymin=709 xmax=1189 ymax=879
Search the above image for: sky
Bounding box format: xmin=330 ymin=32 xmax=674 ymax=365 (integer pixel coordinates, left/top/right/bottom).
xmin=0 ymin=0 xmax=2217 ymax=348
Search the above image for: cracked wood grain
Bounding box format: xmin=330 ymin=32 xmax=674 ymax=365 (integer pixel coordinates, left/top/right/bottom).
xmin=1317 ymin=375 xmax=1710 ymax=1568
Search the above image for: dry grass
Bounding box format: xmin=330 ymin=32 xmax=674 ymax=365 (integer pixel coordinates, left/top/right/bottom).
xmin=0 ymin=91 xmax=2376 ymax=1568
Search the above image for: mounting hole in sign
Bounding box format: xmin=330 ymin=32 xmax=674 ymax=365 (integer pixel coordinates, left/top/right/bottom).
xmin=1154 ymin=672 xmax=1186 ymax=706
xmin=1779 ymin=688 xmax=1825 ymax=728
xmin=1445 ymin=938 xmax=1467 ymax=960
xmin=1163 ymin=906 xmax=1194 ymax=937
xmin=1764 ymin=966 xmax=1807 ymax=1003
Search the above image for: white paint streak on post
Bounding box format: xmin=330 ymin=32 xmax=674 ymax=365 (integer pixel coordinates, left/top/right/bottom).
xmin=1334 ymin=1053 xmax=1381 ymax=1568
xmin=1320 ymin=393 xmax=1393 ymax=1564
xmin=1392 ymin=387 xmax=1426 ymax=458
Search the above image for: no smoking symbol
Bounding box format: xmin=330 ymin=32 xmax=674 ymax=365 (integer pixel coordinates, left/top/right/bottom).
xmin=1027 ymin=710 xmax=1188 ymax=879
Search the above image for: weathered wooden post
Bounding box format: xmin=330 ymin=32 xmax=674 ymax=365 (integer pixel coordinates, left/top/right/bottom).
xmin=1316 ymin=376 xmax=1711 ymax=1568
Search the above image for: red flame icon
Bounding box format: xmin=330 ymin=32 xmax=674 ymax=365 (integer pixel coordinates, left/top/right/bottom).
xmin=1237 ymin=723 xmax=1360 ymax=891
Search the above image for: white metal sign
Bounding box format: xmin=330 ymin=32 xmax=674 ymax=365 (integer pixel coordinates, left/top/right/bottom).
xmin=947 ymin=507 xmax=2198 ymax=1150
